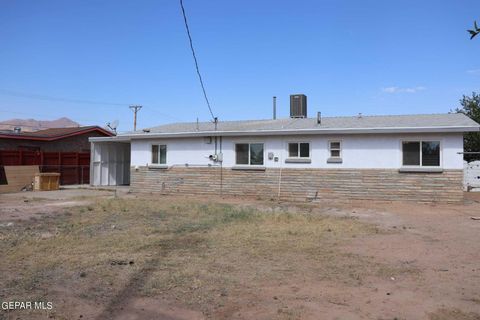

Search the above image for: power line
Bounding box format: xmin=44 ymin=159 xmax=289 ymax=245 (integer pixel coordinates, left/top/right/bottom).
xmin=0 ymin=121 xmax=75 ymax=129
xmin=0 ymin=89 xmax=183 ymax=122
xmin=0 ymin=108 xmax=102 ymax=124
xmin=179 ymin=0 xmax=216 ymax=121
xmin=0 ymin=88 xmax=128 ymax=107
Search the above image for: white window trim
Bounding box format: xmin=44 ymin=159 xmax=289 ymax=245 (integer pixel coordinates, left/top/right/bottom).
xmin=328 ymin=140 xmax=342 ymax=159
xmin=151 ymin=144 xmax=167 ymax=165
xmin=400 ymin=139 xmax=443 ymax=169
xmin=234 ymin=142 xmax=265 ymax=166
xmin=286 ymin=141 xmax=311 ymax=159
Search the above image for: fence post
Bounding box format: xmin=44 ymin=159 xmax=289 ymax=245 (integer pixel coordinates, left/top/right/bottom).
xmin=76 ymin=152 xmax=79 ymax=185
xmin=58 ymin=152 xmax=62 ymax=185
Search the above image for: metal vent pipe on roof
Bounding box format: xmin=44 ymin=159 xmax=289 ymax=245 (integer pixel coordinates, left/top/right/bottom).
xmin=273 ymin=96 xmax=277 ymax=120
xmin=14 ymin=127 xmax=21 ymax=133
xmin=317 ymin=112 xmax=321 ymax=124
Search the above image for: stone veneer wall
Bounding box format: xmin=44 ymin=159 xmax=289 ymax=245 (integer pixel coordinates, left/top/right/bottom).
xmin=130 ymin=166 xmax=464 ymax=202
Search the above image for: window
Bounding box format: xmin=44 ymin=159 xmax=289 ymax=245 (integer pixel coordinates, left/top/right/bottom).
xmin=402 ymin=141 xmax=440 ymax=167
xmin=402 ymin=142 xmax=420 ymax=165
xmin=329 ymin=141 xmax=341 ymax=158
xmin=422 ymin=141 xmax=440 ymax=166
xmin=235 ymin=143 xmax=264 ymax=165
xmin=288 ymin=142 xmax=310 ymax=158
xmin=152 ymin=144 xmax=167 ymax=164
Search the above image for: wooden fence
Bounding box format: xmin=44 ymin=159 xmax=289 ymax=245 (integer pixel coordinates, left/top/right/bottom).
xmin=0 ymin=150 xmax=90 ymax=185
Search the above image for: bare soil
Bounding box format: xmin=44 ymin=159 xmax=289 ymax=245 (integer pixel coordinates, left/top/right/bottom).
xmin=0 ymin=189 xmax=479 ymax=320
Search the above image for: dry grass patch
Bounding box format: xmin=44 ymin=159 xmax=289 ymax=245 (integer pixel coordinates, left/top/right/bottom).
xmin=0 ymin=198 xmax=412 ymax=319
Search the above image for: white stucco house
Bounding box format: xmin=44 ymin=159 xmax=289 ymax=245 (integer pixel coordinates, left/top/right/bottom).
xmin=89 ymin=106 xmax=480 ymax=202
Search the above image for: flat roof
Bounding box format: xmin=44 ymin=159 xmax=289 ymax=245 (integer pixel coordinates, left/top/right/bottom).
xmin=89 ymin=113 xmax=480 ymax=142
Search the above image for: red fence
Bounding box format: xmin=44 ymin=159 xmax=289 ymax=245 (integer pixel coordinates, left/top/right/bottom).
xmin=0 ymin=150 xmax=90 ymax=185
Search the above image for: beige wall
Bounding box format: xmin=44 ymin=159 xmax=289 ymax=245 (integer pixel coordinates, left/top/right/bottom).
xmin=130 ymin=166 xmax=463 ymax=203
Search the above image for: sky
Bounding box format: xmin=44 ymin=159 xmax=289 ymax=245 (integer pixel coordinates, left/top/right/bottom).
xmin=0 ymin=0 xmax=479 ymax=132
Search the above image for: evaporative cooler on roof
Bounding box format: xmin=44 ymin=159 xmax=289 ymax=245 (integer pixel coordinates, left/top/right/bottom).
xmin=290 ymin=94 xmax=307 ymax=118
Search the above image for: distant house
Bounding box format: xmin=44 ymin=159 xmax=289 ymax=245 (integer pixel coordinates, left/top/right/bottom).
xmin=89 ymin=96 xmax=480 ymax=202
xmin=0 ymin=126 xmax=114 ymax=185
xmin=0 ymin=126 xmax=113 ymax=152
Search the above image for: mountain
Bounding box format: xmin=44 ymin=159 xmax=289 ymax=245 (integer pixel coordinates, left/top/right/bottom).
xmin=0 ymin=117 xmax=80 ymax=132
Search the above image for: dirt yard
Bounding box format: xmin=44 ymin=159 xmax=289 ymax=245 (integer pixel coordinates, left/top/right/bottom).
xmin=1 ymin=189 xmax=480 ymax=320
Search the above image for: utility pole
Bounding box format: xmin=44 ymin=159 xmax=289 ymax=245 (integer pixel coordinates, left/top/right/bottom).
xmin=129 ymin=105 xmax=142 ymax=131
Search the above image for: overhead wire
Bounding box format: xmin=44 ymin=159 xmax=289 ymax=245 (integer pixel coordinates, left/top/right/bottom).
xmin=179 ymin=0 xmax=216 ymax=121
xmin=0 ymin=88 xmax=127 ymax=106
xmin=0 ymin=122 xmax=54 ymax=129
xmin=0 ymin=1 xmax=215 ymax=125
xmin=0 ymin=108 xmax=103 ymax=124
xmin=0 ymin=89 xmax=183 ymax=123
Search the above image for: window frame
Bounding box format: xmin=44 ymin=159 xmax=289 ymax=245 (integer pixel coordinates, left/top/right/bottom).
xmin=328 ymin=140 xmax=342 ymax=159
xmin=234 ymin=142 xmax=265 ymax=166
xmin=400 ymin=139 xmax=442 ymax=168
xmin=151 ymin=144 xmax=167 ymax=165
xmin=286 ymin=141 xmax=311 ymax=159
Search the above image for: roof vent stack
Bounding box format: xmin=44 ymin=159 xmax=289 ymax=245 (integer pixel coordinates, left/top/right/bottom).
xmin=273 ymin=96 xmax=277 ymax=120
xmin=290 ymin=94 xmax=307 ymax=118
xmin=317 ymin=112 xmax=321 ymax=124
xmin=13 ymin=127 xmax=21 ymax=134
xmin=358 ymin=112 xmax=363 ymax=119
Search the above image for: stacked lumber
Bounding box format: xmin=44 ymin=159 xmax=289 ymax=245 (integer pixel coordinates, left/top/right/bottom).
xmin=0 ymin=165 xmax=39 ymax=193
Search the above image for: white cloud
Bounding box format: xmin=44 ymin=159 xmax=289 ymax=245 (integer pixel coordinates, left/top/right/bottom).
xmin=467 ymin=69 xmax=480 ymax=75
xmin=382 ymin=86 xmax=426 ymax=94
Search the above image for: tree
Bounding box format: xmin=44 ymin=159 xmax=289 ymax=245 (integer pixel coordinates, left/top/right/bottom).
xmin=468 ymin=21 xmax=480 ymax=39
xmin=456 ymin=92 xmax=480 ymax=161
